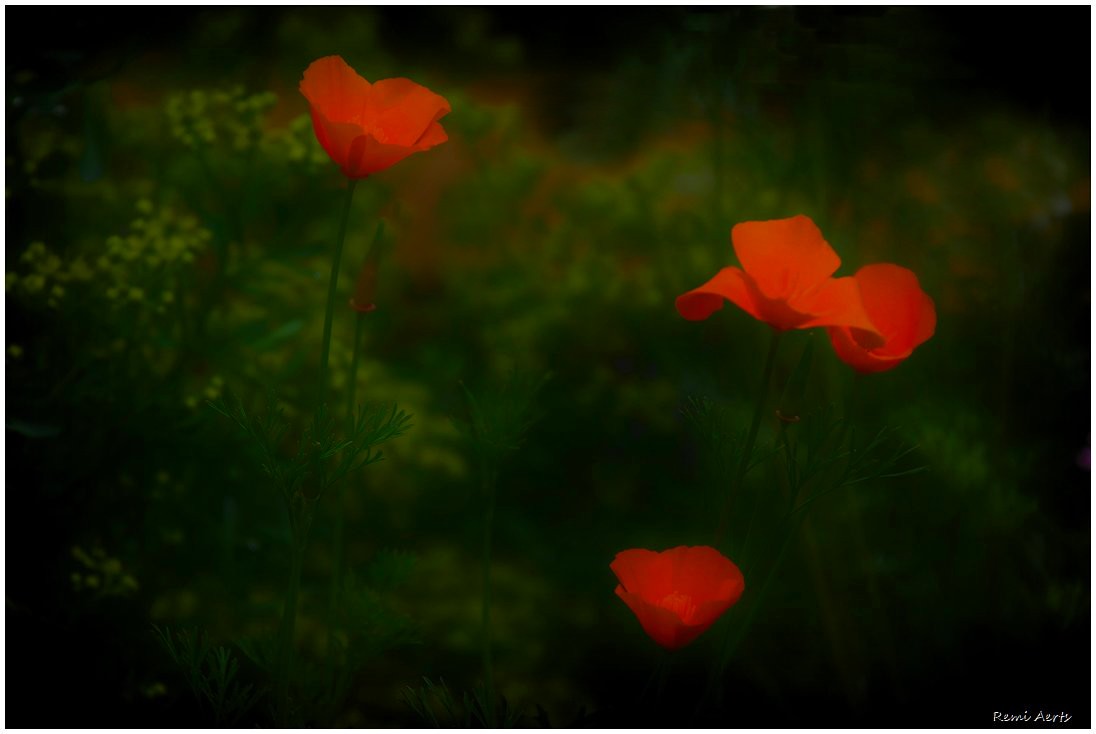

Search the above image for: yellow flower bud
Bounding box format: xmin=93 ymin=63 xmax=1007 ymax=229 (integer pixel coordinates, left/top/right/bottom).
xmin=23 ymin=274 xmax=45 ymax=293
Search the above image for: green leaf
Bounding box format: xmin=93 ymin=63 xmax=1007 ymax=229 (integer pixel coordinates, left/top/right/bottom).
xmin=248 ymin=319 xmax=304 ymax=352
xmin=6 ymin=420 xmax=61 ymax=438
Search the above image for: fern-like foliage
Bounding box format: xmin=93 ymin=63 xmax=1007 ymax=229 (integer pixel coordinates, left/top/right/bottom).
xmin=779 ymin=404 xmax=927 ymax=516
xmin=209 ymin=390 xmax=411 ymax=508
xmin=153 ymin=626 xmax=264 ymax=726
xmin=453 ymin=370 xmax=549 ymax=466
xmin=681 ymin=395 xmax=783 ymax=496
xmin=337 ymin=554 xmax=420 ymax=666
xmin=402 ymin=677 xmax=525 ymax=728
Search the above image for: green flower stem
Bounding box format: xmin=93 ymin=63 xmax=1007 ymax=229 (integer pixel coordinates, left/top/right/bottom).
xmin=638 ymin=649 xmax=667 ymax=703
xmin=335 ymin=311 xmax=367 ymax=581
xmin=738 ymin=419 xmax=797 ymax=567
xmin=698 ymin=327 xmax=783 ymax=720
xmin=715 ymin=327 xmax=782 ymax=547
xmin=698 ymin=511 xmax=801 ymax=717
xmin=326 ymin=310 xmax=367 ymax=677
xmin=327 ymin=484 xmax=345 ymax=649
xmin=481 ymin=465 xmax=499 ymax=728
xmin=318 ymin=178 xmax=359 ymax=407
xmin=275 ymin=508 xmax=313 ymax=725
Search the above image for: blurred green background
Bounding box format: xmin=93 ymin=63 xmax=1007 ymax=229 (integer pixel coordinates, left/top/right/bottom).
xmin=5 ymin=7 xmax=1090 ymax=727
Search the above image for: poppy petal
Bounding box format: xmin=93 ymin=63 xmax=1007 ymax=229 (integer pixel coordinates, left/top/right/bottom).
xmin=371 ymin=78 xmax=452 ymax=146
xmin=347 ymin=135 xmax=432 ymax=178
xmin=668 ymin=546 xmax=745 ymax=604
xmin=793 ymin=276 xmax=884 ymax=336
xmin=611 ymin=546 xmax=745 ymax=651
xmin=675 ymin=267 xmax=764 ymax=323
xmin=827 ymin=326 xmax=901 ymax=373
xmin=692 ymin=593 xmax=743 ymax=630
xmin=826 ymin=264 xmax=936 ymax=373
xmin=731 ymin=215 xmax=840 ymax=301
xmin=300 ymin=56 xmax=451 ymax=178
xmin=853 ymin=264 xmax=936 ymax=354
xmin=300 ymin=55 xmax=373 ymax=126
xmin=307 ymin=106 xmax=369 ymax=178
xmin=914 ymin=294 xmax=938 ymax=346
xmin=611 ymin=549 xmax=668 ymax=600
xmin=615 ymin=587 xmax=703 ymax=650
xmin=413 ymin=120 xmax=449 ymax=150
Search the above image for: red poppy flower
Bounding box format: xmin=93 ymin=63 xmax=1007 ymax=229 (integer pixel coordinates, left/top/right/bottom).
xmin=826 ymin=264 xmax=936 ymax=373
xmin=300 ymin=55 xmax=451 ymax=179
xmin=611 ymin=546 xmax=745 ymax=650
xmin=676 ymin=215 xmax=881 ymax=335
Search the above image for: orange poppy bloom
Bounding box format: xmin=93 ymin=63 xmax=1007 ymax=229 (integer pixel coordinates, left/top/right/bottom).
xmin=611 ymin=546 xmax=745 ymax=650
xmin=827 ymin=264 xmax=936 ymax=373
xmin=676 ymin=215 xmax=881 ymax=335
xmin=299 ymin=55 xmax=451 ymax=179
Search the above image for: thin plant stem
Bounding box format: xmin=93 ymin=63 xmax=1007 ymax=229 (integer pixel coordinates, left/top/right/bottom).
xmin=327 ymin=482 xmax=345 ymax=655
xmin=739 ymin=421 xmax=796 ymax=573
xmin=327 ymin=311 xmax=367 ymax=681
xmin=699 ymin=328 xmax=783 ymax=720
xmin=695 ymin=510 xmax=801 ymax=719
xmin=338 ymin=312 xmax=368 ymax=570
xmin=480 ymin=464 xmax=499 ymax=728
xmin=637 ymin=648 xmax=666 ymax=704
xmin=275 ymin=510 xmax=312 ymax=725
xmin=318 ymin=178 xmax=359 ymax=407
xmin=842 ymin=372 xmax=903 ymax=698
xmin=715 ymin=328 xmax=782 ymax=546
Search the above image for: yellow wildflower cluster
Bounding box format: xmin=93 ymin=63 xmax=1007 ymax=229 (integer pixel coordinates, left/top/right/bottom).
xmin=100 ymin=200 xmax=211 ymax=312
xmin=7 ymin=241 xmax=93 ymax=309
xmin=184 ymin=374 xmax=224 ymax=410
xmin=8 ymin=201 xmax=210 ymax=316
xmin=265 ymin=114 xmax=331 ymax=168
xmin=165 ymin=86 xmax=278 ymax=152
xmin=71 ymin=545 xmax=138 ymax=597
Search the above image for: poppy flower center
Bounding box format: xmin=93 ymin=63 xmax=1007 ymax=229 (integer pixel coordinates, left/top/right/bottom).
xmin=849 ymin=326 xmax=888 ymax=351
xmin=658 ymin=591 xmax=697 ymax=623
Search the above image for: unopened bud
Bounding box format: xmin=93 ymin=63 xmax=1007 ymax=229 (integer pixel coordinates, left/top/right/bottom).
xmin=349 ymin=256 xmax=379 ymax=313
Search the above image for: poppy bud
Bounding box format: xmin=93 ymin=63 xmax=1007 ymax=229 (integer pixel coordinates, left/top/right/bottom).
xmin=349 ymin=255 xmax=379 ymax=313
xmin=349 ymin=223 xmax=386 ymax=313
